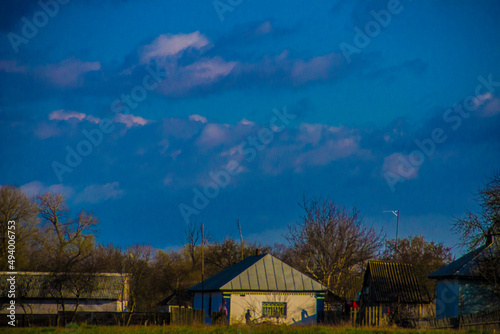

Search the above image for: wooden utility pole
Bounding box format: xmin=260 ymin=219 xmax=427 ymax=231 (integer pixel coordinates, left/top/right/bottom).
xmin=237 ymin=219 xmax=244 ymax=260
xmin=201 ymin=223 xmax=205 ymax=313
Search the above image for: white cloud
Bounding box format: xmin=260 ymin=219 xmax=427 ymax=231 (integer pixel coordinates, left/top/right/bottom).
xmin=140 ymin=31 xmax=210 ymax=63
xmin=49 ymin=109 xmax=86 ymax=121
xmin=48 ymin=109 xmax=101 ymax=123
xmin=239 ymin=118 xmax=255 ymax=126
xmin=39 ymin=58 xmax=100 ymax=88
xmin=197 ymin=123 xmax=229 ymax=148
xmin=21 ymin=181 xmax=74 ymax=198
xmin=75 ymin=182 xmax=124 ymax=203
xmin=114 ymin=113 xmax=151 ymax=128
xmin=382 ymin=153 xmax=419 ymax=180
xmin=189 ymin=114 xmax=207 ymax=123
xmin=0 ymin=60 xmax=27 ymax=73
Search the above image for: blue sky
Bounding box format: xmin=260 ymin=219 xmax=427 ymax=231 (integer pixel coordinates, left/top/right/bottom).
xmin=1 ymin=0 xmax=500 ymax=255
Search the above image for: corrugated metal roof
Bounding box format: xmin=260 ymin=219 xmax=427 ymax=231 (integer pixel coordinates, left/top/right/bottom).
xmin=0 ymin=272 xmax=128 ymax=300
xmin=189 ymin=253 xmax=327 ymax=292
xmin=428 ymin=238 xmax=497 ymax=279
xmin=363 ymin=261 xmax=430 ymax=304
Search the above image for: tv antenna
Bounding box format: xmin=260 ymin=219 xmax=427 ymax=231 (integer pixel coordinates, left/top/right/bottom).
xmin=383 ymin=210 xmax=400 ymax=243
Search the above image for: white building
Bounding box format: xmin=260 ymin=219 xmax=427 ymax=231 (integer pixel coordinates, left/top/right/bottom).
xmin=189 ymin=253 xmax=328 ymax=325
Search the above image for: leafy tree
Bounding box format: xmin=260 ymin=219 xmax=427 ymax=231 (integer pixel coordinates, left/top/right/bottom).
xmin=286 ymin=197 xmax=382 ymax=299
xmin=382 ymin=235 xmax=453 ymax=297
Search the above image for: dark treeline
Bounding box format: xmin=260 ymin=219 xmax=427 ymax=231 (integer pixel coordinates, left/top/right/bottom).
xmin=1 ymin=186 xmax=455 ymax=312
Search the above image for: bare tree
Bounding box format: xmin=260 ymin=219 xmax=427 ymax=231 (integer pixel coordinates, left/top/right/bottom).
xmin=286 ymin=197 xmax=382 ymax=299
xmin=0 ymin=186 xmax=39 ymax=270
xmin=454 ymin=173 xmax=500 ymax=248
xmin=37 ymin=192 xmax=100 ymax=321
xmin=38 ymin=193 xmax=98 ymax=266
xmin=454 ymin=173 xmax=500 ymax=294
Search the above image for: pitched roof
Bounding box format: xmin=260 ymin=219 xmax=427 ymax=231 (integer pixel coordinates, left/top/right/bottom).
xmin=189 ymin=253 xmax=327 ymax=292
xmin=159 ymin=291 xmax=193 ymax=307
xmin=428 ymin=237 xmax=498 ymax=279
xmin=0 ymin=272 xmax=129 ymax=300
xmin=363 ymin=261 xmax=431 ymax=304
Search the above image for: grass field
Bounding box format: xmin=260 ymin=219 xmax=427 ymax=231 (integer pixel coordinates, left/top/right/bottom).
xmin=0 ymin=325 xmax=490 ymax=334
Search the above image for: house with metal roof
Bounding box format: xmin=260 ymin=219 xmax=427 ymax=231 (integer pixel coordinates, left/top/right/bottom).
xmin=428 ymin=235 xmax=500 ymax=319
xmin=359 ymin=261 xmax=432 ymax=320
xmin=0 ymin=272 xmax=130 ymax=315
xmin=189 ymin=253 xmax=328 ymax=325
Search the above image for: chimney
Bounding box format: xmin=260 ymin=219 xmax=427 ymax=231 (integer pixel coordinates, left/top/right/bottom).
xmin=255 ymin=249 xmax=260 ymax=256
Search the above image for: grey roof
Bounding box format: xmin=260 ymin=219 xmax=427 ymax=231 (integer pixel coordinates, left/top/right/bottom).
xmin=0 ymin=272 xmax=128 ymax=300
xmin=189 ymin=253 xmax=327 ymax=292
xmin=428 ymin=237 xmax=498 ymax=279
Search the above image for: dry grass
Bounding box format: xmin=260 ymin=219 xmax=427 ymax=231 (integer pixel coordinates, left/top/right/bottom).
xmin=0 ymin=324 xmax=489 ymax=334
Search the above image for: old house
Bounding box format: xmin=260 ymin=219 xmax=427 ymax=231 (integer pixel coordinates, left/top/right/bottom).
xmin=359 ymin=261 xmax=432 ymax=319
xmin=428 ymin=235 xmax=500 ymax=319
xmin=189 ymin=253 xmax=329 ymax=325
xmin=0 ymin=272 xmax=130 ymax=314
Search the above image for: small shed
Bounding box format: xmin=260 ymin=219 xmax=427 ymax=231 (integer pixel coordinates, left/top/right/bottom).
xmin=359 ymin=261 xmax=432 ymax=319
xmin=189 ymin=253 xmax=329 ymax=325
xmin=428 ymin=235 xmax=500 ymax=319
xmin=158 ymin=290 xmax=193 ymax=312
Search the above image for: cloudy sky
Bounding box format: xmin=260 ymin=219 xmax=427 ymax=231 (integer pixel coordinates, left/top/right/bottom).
xmin=1 ymin=0 xmax=500 ymax=254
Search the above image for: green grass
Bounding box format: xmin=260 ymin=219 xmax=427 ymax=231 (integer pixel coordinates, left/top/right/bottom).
xmin=0 ymin=325 xmax=488 ymax=334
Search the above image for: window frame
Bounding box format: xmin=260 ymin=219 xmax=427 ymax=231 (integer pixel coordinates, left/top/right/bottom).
xmin=262 ymin=301 xmax=287 ymax=318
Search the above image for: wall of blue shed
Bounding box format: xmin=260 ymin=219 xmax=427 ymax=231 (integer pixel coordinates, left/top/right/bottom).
xmin=435 ymin=279 xmax=459 ymax=319
xmin=193 ymin=292 xmax=223 ymax=324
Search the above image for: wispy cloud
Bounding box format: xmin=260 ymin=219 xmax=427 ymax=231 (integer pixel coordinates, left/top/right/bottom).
xmin=114 ymin=113 xmax=151 ymax=128
xmin=21 ymin=181 xmax=74 ymax=198
xmin=0 ymin=60 xmax=27 ymax=73
xmin=189 ymin=114 xmax=207 ymax=123
xmin=140 ymin=31 xmax=210 ymax=63
xmin=74 ymin=182 xmax=124 ymax=203
xmin=39 ymin=58 xmax=101 ymax=88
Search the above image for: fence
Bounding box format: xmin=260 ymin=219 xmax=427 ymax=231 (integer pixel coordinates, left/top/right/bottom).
xmin=211 ymin=311 xmax=227 ymax=325
xmin=0 ymin=308 xmax=203 ymax=327
xmin=171 ymin=307 xmax=203 ymax=325
xmin=350 ymin=306 xmax=389 ymax=327
xmin=428 ymin=310 xmax=500 ymax=331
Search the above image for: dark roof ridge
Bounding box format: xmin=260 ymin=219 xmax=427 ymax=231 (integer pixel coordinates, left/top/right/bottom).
xmin=428 ymin=241 xmax=494 ymax=278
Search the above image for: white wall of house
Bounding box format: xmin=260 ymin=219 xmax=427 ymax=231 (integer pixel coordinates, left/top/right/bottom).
xmin=435 ymin=279 xmax=459 ymax=319
xmin=0 ymin=299 xmax=123 ymax=314
xmin=229 ymin=292 xmax=317 ymax=325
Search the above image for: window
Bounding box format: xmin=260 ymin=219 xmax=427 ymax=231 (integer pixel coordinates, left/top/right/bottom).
xmin=262 ymin=302 xmax=287 ymax=318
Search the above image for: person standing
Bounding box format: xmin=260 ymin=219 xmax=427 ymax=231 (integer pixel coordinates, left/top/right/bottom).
xmin=219 ymin=299 xmax=228 ymax=325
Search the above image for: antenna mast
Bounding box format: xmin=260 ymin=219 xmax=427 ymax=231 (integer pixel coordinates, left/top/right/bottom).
xmin=238 ymin=219 xmax=244 ymax=260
